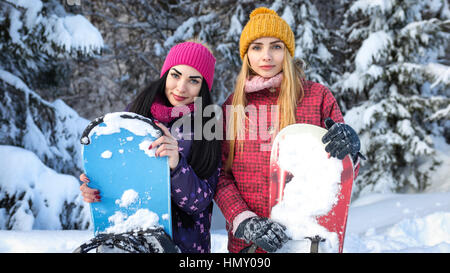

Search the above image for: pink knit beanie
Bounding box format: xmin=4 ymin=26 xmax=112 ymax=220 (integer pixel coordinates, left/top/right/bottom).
xmin=160 ymin=42 xmax=216 ymax=91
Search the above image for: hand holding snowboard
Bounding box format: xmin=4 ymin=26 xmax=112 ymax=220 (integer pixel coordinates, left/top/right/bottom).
xmin=235 ymin=216 xmax=290 ymax=253
xmin=150 ymin=121 xmax=180 ymax=170
xmin=322 ymin=118 xmax=366 ymax=162
xmin=79 ymin=173 xmax=100 ymax=203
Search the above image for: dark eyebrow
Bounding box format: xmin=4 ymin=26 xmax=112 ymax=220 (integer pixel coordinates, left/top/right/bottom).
xmin=250 ymin=40 xmax=283 ymax=45
xmin=171 ymin=68 xmax=182 ymax=75
xmin=171 ymin=67 xmax=202 ymax=79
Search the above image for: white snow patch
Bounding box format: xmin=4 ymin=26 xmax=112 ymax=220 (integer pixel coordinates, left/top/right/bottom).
xmin=115 ymin=189 xmax=139 ymax=208
xmin=281 ymin=6 xmax=295 ymax=28
xmin=0 ymin=145 xmax=90 ymax=230
xmin=100 ymin=150 xmax=112 ymax=159
xmin=227 ymin=14 xmax=242 ymax=38
xmin=355 ymin=31 xmax=392 ymax=71
xmin=344 ymin=192 xmax=450 ymax=252
xmin=425 ymin=63 xmax=450 ymax=88
xmin=44 ymin=14 xmax=104 ymax=55
xmin=139 ymin=139 xmax=156 ymax=157
xmin=89 ymin=112 xmax=161 ymax=139
xmin=0 ymin=230 xmax=92 ymax=253
xmin=105 ymin=209 xmax=160 ymax=234
xmin=350 ymin=0 xmax=393 ymax=15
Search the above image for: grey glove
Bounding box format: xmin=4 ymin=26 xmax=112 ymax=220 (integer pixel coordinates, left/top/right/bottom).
xmin=235 ymin=216 xmax=289 ymax=252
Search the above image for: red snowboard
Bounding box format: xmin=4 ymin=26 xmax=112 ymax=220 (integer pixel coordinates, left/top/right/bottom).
xmin=269 ymin=124 xmax=354 ymax=253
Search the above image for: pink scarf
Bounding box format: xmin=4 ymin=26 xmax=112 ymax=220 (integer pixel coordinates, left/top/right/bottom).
xmin=244 ymin=73 xmax=283 ymax=93
xmin=150 ymin=95 xmax=195 ymax=123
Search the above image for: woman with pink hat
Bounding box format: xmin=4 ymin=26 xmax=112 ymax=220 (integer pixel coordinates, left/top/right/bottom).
xmin=79 ymin=41 xmax=221 ymax=253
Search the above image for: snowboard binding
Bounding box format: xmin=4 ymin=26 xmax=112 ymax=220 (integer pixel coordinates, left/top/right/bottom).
xmin=73 ymin=228 xmax=180 ymax=253
xmin=305 ymin=235 xmax=326 ymax=253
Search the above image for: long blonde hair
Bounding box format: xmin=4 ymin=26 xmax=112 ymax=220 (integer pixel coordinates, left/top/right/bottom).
xmin=225 ymin=47 xmax=305 ymax=171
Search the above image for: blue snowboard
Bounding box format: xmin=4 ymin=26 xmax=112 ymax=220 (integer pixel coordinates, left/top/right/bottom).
xmin=80 ymin=112 xmax=172 ymax=238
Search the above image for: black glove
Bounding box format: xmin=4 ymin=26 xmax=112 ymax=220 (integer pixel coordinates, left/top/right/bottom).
xmin=322 ymin=118 xmax=366 ymax=161
xmin=235 ymin=216 xmax=289 ymax=253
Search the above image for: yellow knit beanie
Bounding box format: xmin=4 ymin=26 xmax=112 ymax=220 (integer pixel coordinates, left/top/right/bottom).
xmin=239 ymin=7 xmax=295 ymax=60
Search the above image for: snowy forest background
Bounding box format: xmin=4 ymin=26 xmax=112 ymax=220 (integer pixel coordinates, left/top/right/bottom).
xmin=0 ymin=0 xmax=449 ymax=252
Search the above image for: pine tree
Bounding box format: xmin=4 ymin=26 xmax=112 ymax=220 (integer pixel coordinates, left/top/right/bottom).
xmin=0 ymin=0 xmax=103 ymax=230
xmin=0 ymin=0 xmax=103 ymax=90
xmin=206 ymin=0 xmax=257 ymax=103
xmin=270 ymin=0 xmax=337 ymax=87
xmin=334 ymin=0 xmax=450 ymax=196
xmin=0 ymin=0 xmax=103 ymax=175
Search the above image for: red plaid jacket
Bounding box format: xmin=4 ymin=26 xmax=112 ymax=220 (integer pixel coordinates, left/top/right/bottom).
xmin=214 ymin=80 xmax=360 ymax=253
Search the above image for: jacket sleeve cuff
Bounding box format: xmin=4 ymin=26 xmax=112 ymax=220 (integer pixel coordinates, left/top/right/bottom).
xmin=170 ymin=152 xmax=186 ymax=178
xmin=232 ymin=210 xmax=258 ymax=236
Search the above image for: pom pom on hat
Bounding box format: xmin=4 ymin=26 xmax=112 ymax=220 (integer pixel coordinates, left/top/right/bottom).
xmin=249 ymin=7 xmax=278 ymax=18
xmin=239 ymin=7 xmax=295 ymax=60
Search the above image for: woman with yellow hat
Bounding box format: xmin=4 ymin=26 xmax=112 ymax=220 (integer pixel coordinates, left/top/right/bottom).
xmin=214 ymin=7 xmax=363 ymax=253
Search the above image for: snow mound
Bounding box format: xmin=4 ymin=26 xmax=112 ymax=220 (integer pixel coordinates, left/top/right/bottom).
xmin=105 ymin=209 xmax=161 ymax=234
xmin=0 ymin=145 xmax=90 ymax=230
xmin=115 ymin=189 xmax=139 ymax=208
xmin=345 ymin=192 xmax=450 ymax=252
xmin=346 ymin=212 xmax=450 ymax=253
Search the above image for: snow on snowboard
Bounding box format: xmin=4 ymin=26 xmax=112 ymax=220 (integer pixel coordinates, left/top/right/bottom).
xmin=269 ymin=123 xmax=354 ymax=253
xmin=80 ymin=112 xmax=172 ymax=238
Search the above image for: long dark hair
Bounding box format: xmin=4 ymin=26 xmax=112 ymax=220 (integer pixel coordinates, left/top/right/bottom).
xmin=127 ymin=71 xmax=221 ymax=180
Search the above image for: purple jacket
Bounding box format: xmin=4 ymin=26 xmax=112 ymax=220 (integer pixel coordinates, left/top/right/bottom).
xmin=161 ymin=119 xmax=219 ymax=253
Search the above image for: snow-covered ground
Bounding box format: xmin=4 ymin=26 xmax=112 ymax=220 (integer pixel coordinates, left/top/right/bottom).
xmin=1 ymin=191 xmax=449 ymax=253
xmin=344 ymin=192 xmax=450 ymax=252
